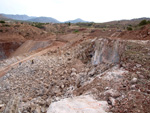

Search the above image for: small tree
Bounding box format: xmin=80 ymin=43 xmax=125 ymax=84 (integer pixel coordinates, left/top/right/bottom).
xmin=139 ymin=20 xmax=147 ymax=26
xmin=0 ymin=20 xmax=5 ymax=23
xmin=127 ymin=26 xmax=132 ymax=31
xmin=68 ymin=22 xmax=71 ymax=26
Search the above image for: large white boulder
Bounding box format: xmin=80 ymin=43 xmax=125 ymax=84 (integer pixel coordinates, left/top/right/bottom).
xmin=47 ymin=95 xmax=108 ymax=113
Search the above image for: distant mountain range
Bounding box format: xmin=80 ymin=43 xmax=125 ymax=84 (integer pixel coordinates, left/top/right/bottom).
xmin=0 ymin=14 xmax=13 ymax=21
xmin=27 ymin=17 xmax=60 ymax=23
xmin=0 ymin=14 xmax=149 ymax=24
xmin=0 ymin=14 xmax=88 ymax=23
xmin=2 ymin=14 xmax=35 ymax=21
xmin=65 ymin=18 xmax=88 ymax=23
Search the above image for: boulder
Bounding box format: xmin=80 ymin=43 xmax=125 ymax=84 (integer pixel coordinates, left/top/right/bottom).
xmin=104 ymin=89 xmax=120 ymax=98
xmin=47 ymin=95 xmax=108 ymax=113
xmin=92 ymin=38 xmax=124 ymax=65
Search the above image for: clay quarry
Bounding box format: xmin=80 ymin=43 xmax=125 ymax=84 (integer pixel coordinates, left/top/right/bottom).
xmin=0 ymin=20 xmax=150 ymax=113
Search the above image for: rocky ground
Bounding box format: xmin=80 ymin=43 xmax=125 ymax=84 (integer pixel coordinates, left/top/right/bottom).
xmin=0 ymin=23 xmax=150 ymax=113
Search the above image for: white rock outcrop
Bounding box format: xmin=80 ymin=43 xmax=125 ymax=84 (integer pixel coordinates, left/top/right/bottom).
xmin=47 ymin=95 xmax=108 ymax=113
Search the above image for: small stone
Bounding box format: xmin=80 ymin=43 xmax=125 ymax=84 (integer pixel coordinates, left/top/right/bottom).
xmin=46 ymin=98 xmax=51 ymax=106
xmin=61 ymin=84 xmax=64 ymax=88
xmin=49 ymin=70 xmax=52 ymax=75
xmin=131 ymin=85 xmax=136 ymax=90
xmin=0 ymin=104 xmax=5 ymax=112
xmin=131 ymin=77 xmax=138 ymax=84
xmin=105 ymin=87 xmax=110 ymax=90
xmin=147 ymin=90 xmax=150 ymax=94
xmin=88 ymin=68 xmax=95 ymax=77
xmin=71 ymin=72 xmax=77 ymax=76
xmin=109 ymin=97 xmax=116 ymax=106
xmin=104 ymin=89 xmax=120 ymax=98
xmin=41 ymin=106 xmax=46 ymax=113
xmin=71 ymin=68 xmax=76 ymax=72
xmin=35 ymin=106 xmax=41 ymax=113
xmin=136 ymin=64 xmax=141 ymax=68
xmin=138 ymin=75 xmax=144 ymax=79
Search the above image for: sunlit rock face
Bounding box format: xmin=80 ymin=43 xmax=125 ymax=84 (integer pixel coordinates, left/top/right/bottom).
xmin=47 ymin=95 xmax=108 ymax=113
xmin=92 ymin=38 xmax=124 ymax=65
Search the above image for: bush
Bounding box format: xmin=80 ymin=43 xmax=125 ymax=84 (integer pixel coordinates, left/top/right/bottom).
xmin=127 ymin=26 xmax=132 ymax=31
xmin=68 ymin=22 xmax=71 ymax=26
xmin=0 ymin=20 xmax=5 ymax=23
xmin=74 ymin=29 xmax=79 ymax=33
xmin=33 ymin=23 xmax=45 ymax=29
xmin=76 ymin=22 xmax=94 ymax=27
xmin=139 ymin=20 xmax=148 ymax=26
xmin=3 ymin=24 xmax=10 ymax=27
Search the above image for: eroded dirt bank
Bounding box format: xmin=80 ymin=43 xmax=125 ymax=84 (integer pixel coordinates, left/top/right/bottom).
xmin=0 ymin=42 xmax=22 ymax=60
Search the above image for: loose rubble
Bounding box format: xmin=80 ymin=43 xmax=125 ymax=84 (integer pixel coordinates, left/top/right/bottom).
xmin=0 ymin=37 xmax=150 ymax=113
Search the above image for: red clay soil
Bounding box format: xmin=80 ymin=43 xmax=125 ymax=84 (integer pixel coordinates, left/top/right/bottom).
xmin=88 ymin=29 xmax=116 ymax=38
xmin=0 ymin=23 xmax=49 ymax=42
xmin=0 ymin=42 xmax=22 ymax=60
xmin=117 ymin=25 xmax=150 ymax=40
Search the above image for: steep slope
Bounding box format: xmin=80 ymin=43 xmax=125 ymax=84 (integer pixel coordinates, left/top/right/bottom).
xmin=116 ymin=24 xmax=150 ymax=40
xmin=0 ymin=42 xmax=22 ymax=60
xmin=0 ymin=23 xmax=49 ymax=42
xmin=10 ymin=40 xmax=52 ymax=57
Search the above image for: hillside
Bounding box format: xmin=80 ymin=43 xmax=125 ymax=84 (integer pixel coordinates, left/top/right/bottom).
xmin=2 ymin=14 xmax=35 ymax=20
xmin=65 ymin=18 xmax=88 ymax=23
xmin=0 ymin=14 xmax=13 ymax=21
xmin=27 ymin=17 xmax=60 ymax=23
xmin=1 ymin=14 xmax=89 ymax=23
xmin=93 ymin=17 xmax=150 ymax=29
xmin=0 ymin=21 xmax=150 ymax=113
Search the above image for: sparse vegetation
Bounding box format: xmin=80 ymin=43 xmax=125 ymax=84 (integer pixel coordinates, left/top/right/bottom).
xmin=74 ymin=29 xmax=79 ymax=33
xmin=3 ymin=24 xmax=10 ymax=27
xmin=76 ymin=22 xmax=94 ymax=27
xmin=139 ymin=20 xmax=150 ymax=26
xmin=68 ymin=22 xmax=71 ymax=26
xmin=0 ymin=20 xmax=5 ymax=23
xmin=0 ymin=16 xmax=150 ymax=113
xmin=32 ymin=22 xmax=46 ymax=29
xmin=127 ymin=26 xmax=133 ymax=31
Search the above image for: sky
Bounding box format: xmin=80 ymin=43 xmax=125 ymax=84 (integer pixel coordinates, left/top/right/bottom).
xmin=0 ymin=0 xmax=150 ymax=22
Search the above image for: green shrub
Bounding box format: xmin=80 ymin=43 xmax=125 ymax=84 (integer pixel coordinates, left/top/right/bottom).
xmin=0 ymin=20 xmax=5 ymax=23
xmin=127 ymin=26 xmax=133 ymax=31
xmin=76 ymin=22 xmax=94 ymax=27
xmin=74 ymin=29 xmax=79 ymax=33
xmin=34 ymin=23 xmax=45 ymax=29
xmin=3 ymin=24 xmax=10 ymax=27
xmin=139 ymin=20 xmax=148 ymax=26
xmin=68 ymin=22 xmax=71 ymax=26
